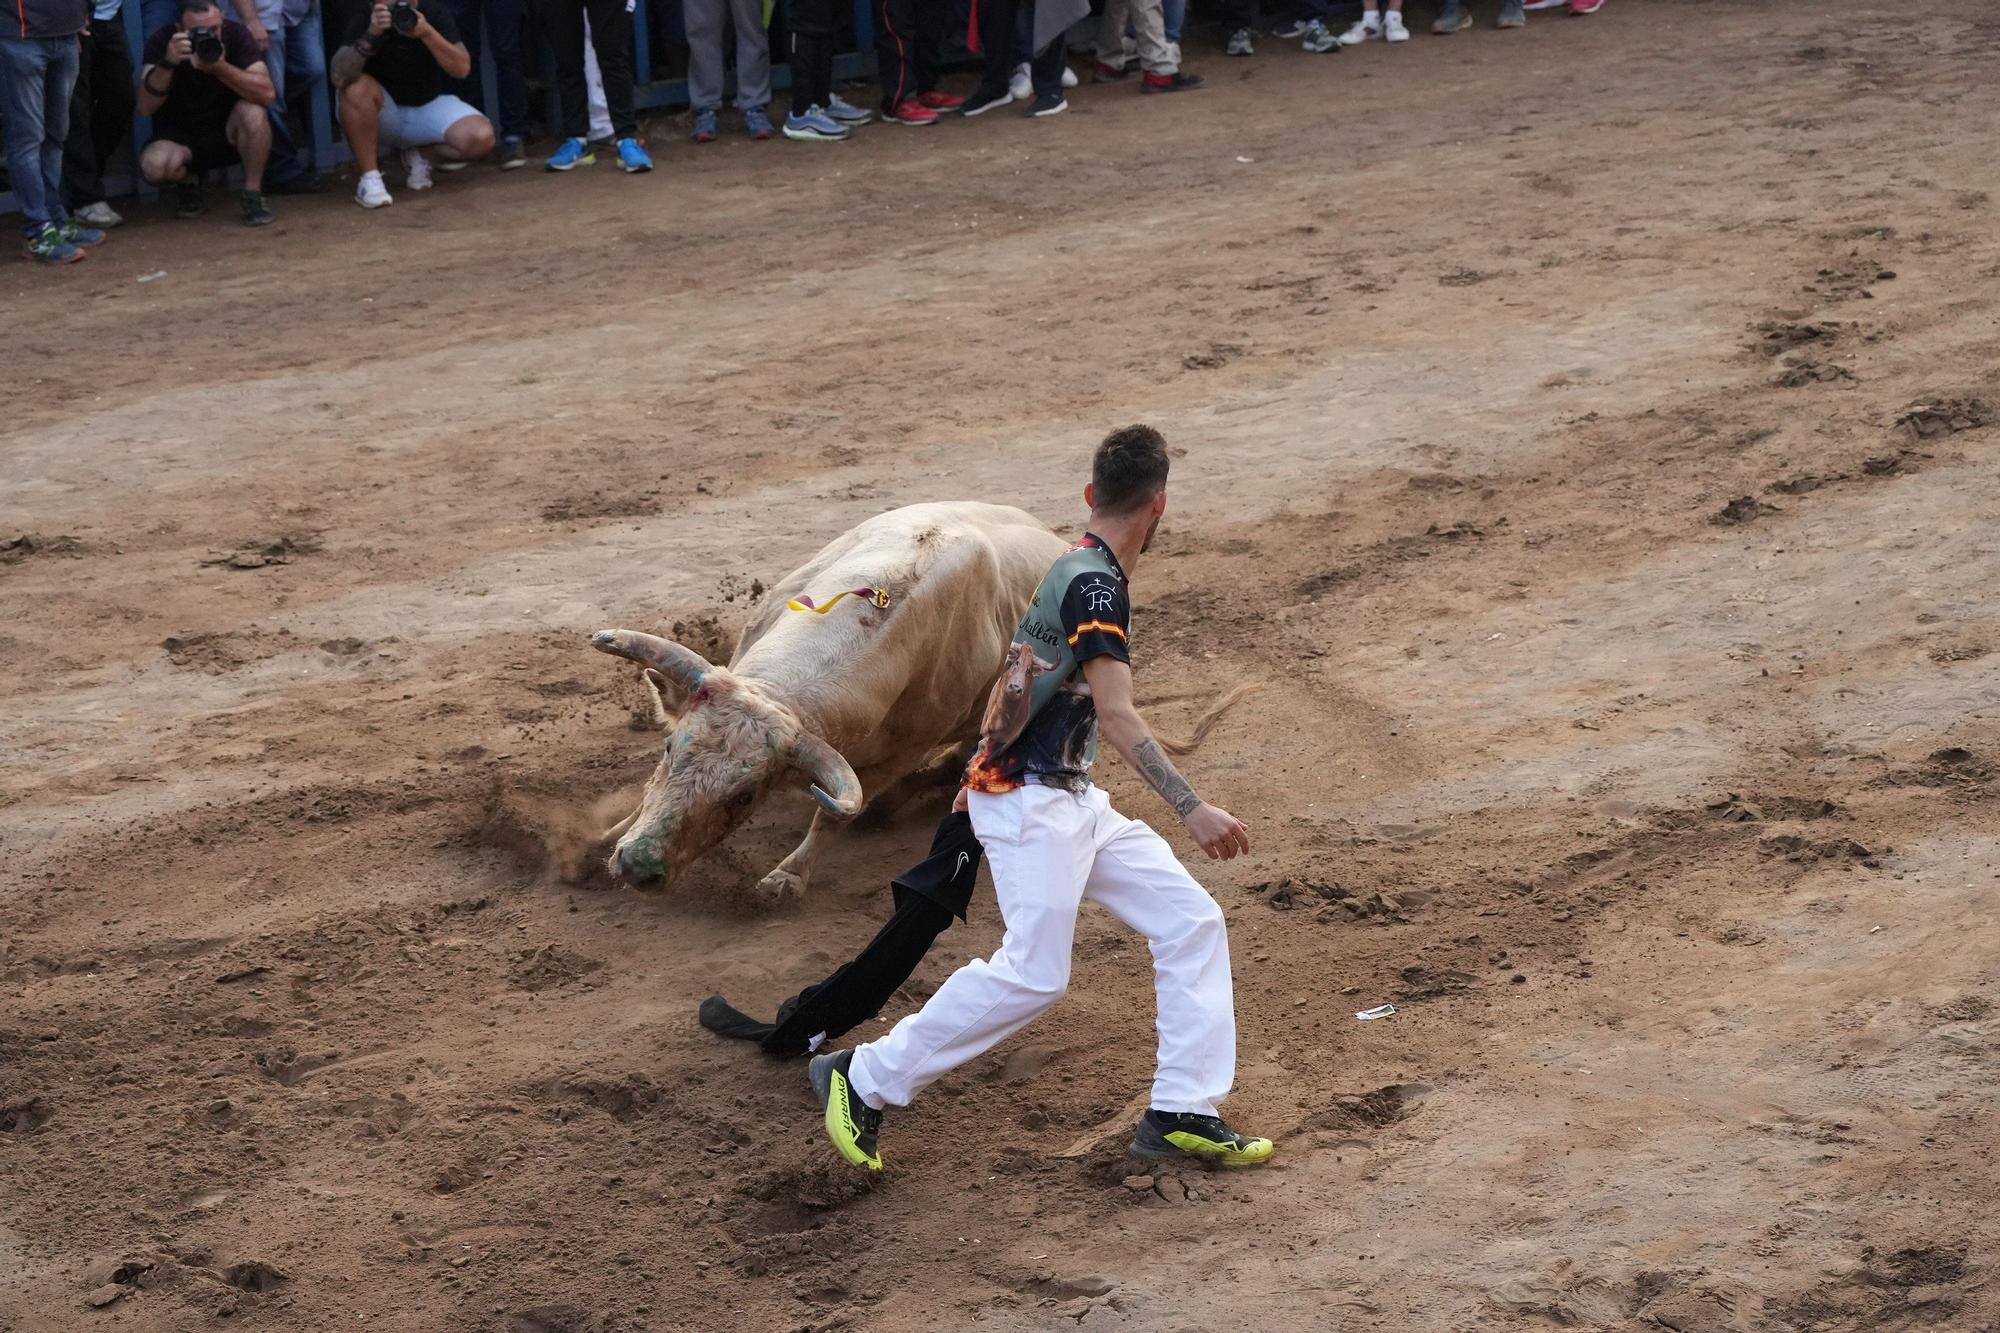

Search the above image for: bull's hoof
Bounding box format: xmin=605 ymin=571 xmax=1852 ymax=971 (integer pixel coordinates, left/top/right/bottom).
xmin=753 ymin=867 xmax=807 ymax=909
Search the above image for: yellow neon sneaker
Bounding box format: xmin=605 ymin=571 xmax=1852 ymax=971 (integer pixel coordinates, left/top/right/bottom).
xmin=1130 ymin=1110 xmax=1275 ymax=1167
xmin=809 ymin=1049 xmax=883 ymax=1171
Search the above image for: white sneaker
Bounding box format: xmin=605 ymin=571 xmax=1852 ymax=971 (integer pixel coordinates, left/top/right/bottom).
xmin=1383 ymin=10 xmax=1409 ymax=39
xmin=76 ymin=201 xmax=124 ymax=227
xmin=403 ymin=148 xmax=433 ymax=191
xmin=1337 ymin=15 xmax=1379 ymax=42
xmin=1009 ymin=63 xmax=1032 ymax=100
xmin=355 ymin=170 xmax=392 ymax=208
xmin=1060 ymin=64 xmax=1078 ymax=88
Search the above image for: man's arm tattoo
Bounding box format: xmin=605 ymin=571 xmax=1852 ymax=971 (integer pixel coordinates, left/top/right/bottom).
xmin=329 ymin=40 xmax=371 ymax=87
xmin=1133 ymin=738 xmax=1202 ymax=818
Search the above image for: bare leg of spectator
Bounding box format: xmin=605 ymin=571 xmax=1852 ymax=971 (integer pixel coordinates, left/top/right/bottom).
xmin=225 ymin=97 xmax=270 ymax=190
xmin=339 ymin=72 xmax=385 ymax=175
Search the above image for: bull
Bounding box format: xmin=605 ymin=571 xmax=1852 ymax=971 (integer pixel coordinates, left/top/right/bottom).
xmin=590 ymin=501 xmax=1067 ymax=900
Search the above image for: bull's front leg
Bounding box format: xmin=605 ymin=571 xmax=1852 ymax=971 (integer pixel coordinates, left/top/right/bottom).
xmin=753 ymin=808 xmax=841 ymax=907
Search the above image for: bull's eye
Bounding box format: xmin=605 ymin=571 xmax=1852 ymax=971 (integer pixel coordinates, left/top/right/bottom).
xmin=730 ymin=790 xmax=756 ymax=811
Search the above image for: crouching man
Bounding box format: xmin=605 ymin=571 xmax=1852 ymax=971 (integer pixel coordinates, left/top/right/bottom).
xmin=328 ymin=0 xmax=492 ymax=208
xmin=136 ymin=0 xmax=278 ymax=225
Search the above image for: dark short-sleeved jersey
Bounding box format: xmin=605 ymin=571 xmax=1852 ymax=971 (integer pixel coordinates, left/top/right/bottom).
xmin=965 ymin=534 xmax=1131 ymax=794
xmin=329 ymin=0 xmax=461 ymax=106
xmin=142 ymin=21 xmax=262 ymax=131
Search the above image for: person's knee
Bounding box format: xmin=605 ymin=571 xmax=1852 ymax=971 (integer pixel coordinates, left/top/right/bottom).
xmin=1163 ymin=897 xmax=1228 ymax=961
xmin=231 ymin=101 xmax=270 ymax=141
xmin=339 ymin=74 xmax=381 ymax=119
xmin=139 ymin=144 xmax=186 ymax=182
xmin=448 ymin=113 xmax=494 ymax=157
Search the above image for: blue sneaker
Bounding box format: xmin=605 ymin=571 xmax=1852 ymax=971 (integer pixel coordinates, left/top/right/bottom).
xmin=1270 ymin=15 xmax=1309 ymax=36
xmin=23 ymin=225 xmax=85 ymax=265
xmin=545 ymin=137 xmax=593 ymax=171
xmin=692 ymin=107 xmax=718 ymax=142
xmin=616 ymin=137 xmax=653 ymax=173
xmin=826 ymin=94 xmax=874 ymax=124
xmin=743 ymin=104 xmax=775 ymax=140
xmin=782 ymin=106 xmax=849 ymax=141
xmin=55 ymin=220 xmax=107 ymax=248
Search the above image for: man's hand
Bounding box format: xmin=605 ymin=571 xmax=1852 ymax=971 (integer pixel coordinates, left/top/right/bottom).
xmin=1183 ymin=802 xmax=1251 ymax=861
xmin=165 ymin=30 xmax=193 ymax=63
xmin=242 ymin=12 xmax=268 ymax=51
xmin=368 ymin=2 xmax=391 ymax=33
xmin=952 ymin=786 xmax=970 ymax=814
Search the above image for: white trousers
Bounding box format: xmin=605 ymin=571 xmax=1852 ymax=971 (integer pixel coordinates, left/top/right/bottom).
xmin=847 ymin=784 xmax=1237 ymax=1116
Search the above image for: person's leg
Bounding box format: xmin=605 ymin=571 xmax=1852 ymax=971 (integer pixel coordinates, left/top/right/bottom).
xmin=483 ymin=0 xmax=529 ymax=140
xmin=685 ymin=0 xmax=722 ymax=110
xmin=2 ymin=38 xmax=65 ymax=236
xmin=871 ymin=0 xmax=915 ymax=114
xmin=1160 ymin=0 xmax=1183 ymax=48
xmin=224 ymin=97 xmax=271 ymax=190
xmin=767 ymin=888 xmax=958 ymax=1054
xmin=846 ymin=788 xmax=1095 ymax=1111
xmin=1128 ymin=0 xmax=1172 ymax=74
xmin=283 ymin=8 xmax=325 ymax=162
xmin=436 ymin=104 xmax=497 ymax=158
xmin=1094 ymin=0 xmax=1133 ymax=74
xmin=61 ymin=20 xmax=102 ymax=208
xmin=583 ymin=0 xmax=636 ymax=138
xmin=969 ymin=0 xmax=1020 ymax=101
xmin=910 ymin=0 xmax=942 ymax=96
xmin=260 ymin=10 xmax=308 ymax=183
xmin=542 ymin=0 xmax=590 ymax=137
xmin=1078 ymin=794 xmax=1235 ymax=1118
xmin=93 ymin=17 xmax=135 ymax=189
xmin=138 ymin=137 xmax=194 ymax=183
xmin=337 ymin=72 xmax=386 ymax=173
xmin=729 ymin=0 xmax=770 ymax=110
xmin=787 ymin=0 xmax=836 ymax=115
xmin=38 ymin=36 xmax=78 ymax=230
xmin=1027 ymin=25 xmax=1064 ymax=96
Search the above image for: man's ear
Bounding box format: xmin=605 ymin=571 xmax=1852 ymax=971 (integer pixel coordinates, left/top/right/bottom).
xmin=1154 ymin=488 xmax=1168 ymax=519
xmin=1083 ymin=481 xmax=1097 ymax=511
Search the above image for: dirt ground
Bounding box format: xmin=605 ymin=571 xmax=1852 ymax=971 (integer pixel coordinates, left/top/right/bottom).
xmin=6 ymin=0 xmax=2000 ymax=1328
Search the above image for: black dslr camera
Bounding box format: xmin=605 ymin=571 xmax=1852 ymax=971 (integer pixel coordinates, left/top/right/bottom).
xmin=389 ymin=1 xmax=418 ymax=33
xmin=189 ymin=24 xmax=224 ymax=61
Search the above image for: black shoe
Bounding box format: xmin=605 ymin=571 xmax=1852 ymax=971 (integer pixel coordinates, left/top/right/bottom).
xmin=267 ymin=171 xmax=327 ymax=195
xmin=238 ymin=189 xmax=275 ymax=227
xmin=1130 ymin=1109 xmax=1275 ymax=1166
xmin=1027 ymin=92 xmax=1068 ymax=117
xmin=1433 ymin=0 xmax=1470 ymax=31
xmin=1141 ymin=70 xmax=1205 ymax=93
xmin=961 ymin=87 xmax=1013 ymax=117
xmin=809 ymin=1049 xmax=883 ymax=1171
xmin=174 ymin=182 xmax=204 ymax=218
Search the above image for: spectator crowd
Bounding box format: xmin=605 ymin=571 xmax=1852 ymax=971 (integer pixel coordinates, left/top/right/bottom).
xmin=2 ymin=0 xmax=1603 ymax=263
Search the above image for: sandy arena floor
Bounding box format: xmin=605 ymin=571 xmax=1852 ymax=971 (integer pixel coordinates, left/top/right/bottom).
xmin=5 ymin=1 xmax=2000 ymax=1328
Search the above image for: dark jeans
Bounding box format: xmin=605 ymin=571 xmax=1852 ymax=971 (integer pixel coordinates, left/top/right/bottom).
xmin=63 ymin=15 xmax=134 ymax=207
xmin=444 ymin=0 xmax=529 ymax=139
xmin=871 ymin=0 xmax=941 ymax=112
xmin=261 ymin=6 xmax=325 ymax=185
xmin=975 ymin=0 xmax=1062 ymax=99
xmin=544 ymin=0 xmax=634 ymax=138
xmin=0 ymin=35 xmax=79 ymax=236
xmin=787 ymin=0 xmax=836 ymax=114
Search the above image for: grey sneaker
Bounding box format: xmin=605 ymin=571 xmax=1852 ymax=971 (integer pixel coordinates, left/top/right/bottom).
xmin=1433 ymin=0 xmax=1470 ymax=30
xmin=1497 ymin=0 xmax=1526 ymax=24
xmin=1225 ymin=26 xmax=1253 ymax=54
xmin=1300 ymin=17 xmax=1338 ymax=50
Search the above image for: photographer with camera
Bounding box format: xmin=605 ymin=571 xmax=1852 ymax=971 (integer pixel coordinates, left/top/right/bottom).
xmin=136 ymin=0 xmax=279 ymax=225
xmin=328 ymin=0 xmax=493 ymax=208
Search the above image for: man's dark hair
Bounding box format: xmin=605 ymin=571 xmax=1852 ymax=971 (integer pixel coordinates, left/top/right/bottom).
xmin=178 ymin=0 xmax=219 ymax=14
xmin=1092 ymin=424 xmax=1170 ymax=514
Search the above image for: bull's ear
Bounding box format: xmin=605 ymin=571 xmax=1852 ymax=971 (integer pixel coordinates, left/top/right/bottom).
xmin=642 ymin=668 xmax=684 ymax=725
xmin=591 ymin=630 xmax=714 ymax=695
xmin=793 ymin=732 xmax=864 ymax=821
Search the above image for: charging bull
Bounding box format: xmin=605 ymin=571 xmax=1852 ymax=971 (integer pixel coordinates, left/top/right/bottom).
xmin=591 ymin=502 xmax=1067 ymax=901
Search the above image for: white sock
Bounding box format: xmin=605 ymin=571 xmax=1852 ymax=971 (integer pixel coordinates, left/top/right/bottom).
xmin=1363 ymin=9 xmax=1382 ymax=25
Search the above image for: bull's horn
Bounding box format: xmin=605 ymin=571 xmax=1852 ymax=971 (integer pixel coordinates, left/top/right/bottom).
xmin=792 ymin=732 xmax=864 ymax=821
xmin=589 ymin=629 xmax=712 ymax=694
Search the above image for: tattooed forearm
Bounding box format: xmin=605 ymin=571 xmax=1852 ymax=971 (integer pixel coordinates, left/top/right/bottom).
xmin=1133 ymin=738 xmax=1202 ymax=818
xmin=329 ymin=41 xmax=369 ymax=87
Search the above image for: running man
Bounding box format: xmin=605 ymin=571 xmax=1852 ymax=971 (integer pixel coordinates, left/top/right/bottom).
xmin=811 ymin=424 xmax=1274 ymax=1172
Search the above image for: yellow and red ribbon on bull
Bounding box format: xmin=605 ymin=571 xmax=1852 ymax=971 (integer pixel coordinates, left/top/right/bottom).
xmin=786 ymin=586 xmax=892 ymax=615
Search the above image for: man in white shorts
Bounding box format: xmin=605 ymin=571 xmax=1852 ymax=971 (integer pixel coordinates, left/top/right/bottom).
xmin=812 ymin=424 xmax=1275 ymax=1174
xmin=328 ymin=0 xmax=493 ymax=207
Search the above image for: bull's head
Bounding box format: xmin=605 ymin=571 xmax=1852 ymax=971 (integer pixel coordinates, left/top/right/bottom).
xmin=590 ymin=629 xmax=863 ymax=886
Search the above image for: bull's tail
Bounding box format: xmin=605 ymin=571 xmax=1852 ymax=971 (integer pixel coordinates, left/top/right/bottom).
xmin=1157 ymin=682 xmax=1262 ymax=757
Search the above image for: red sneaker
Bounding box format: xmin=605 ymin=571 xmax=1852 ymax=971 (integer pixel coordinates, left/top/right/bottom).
xmin=917 ymin=90 xmax=966 ymax=111
xmin=1568 ymin=0 xmax=1602 ymax=11
xmin=1141 ymin=70 xmax=1205 ymax=93
xmin=1091 ymin=59 xmax=1127 ymax=82
xmin=884 ymin=98 xmax=941 ymax=125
